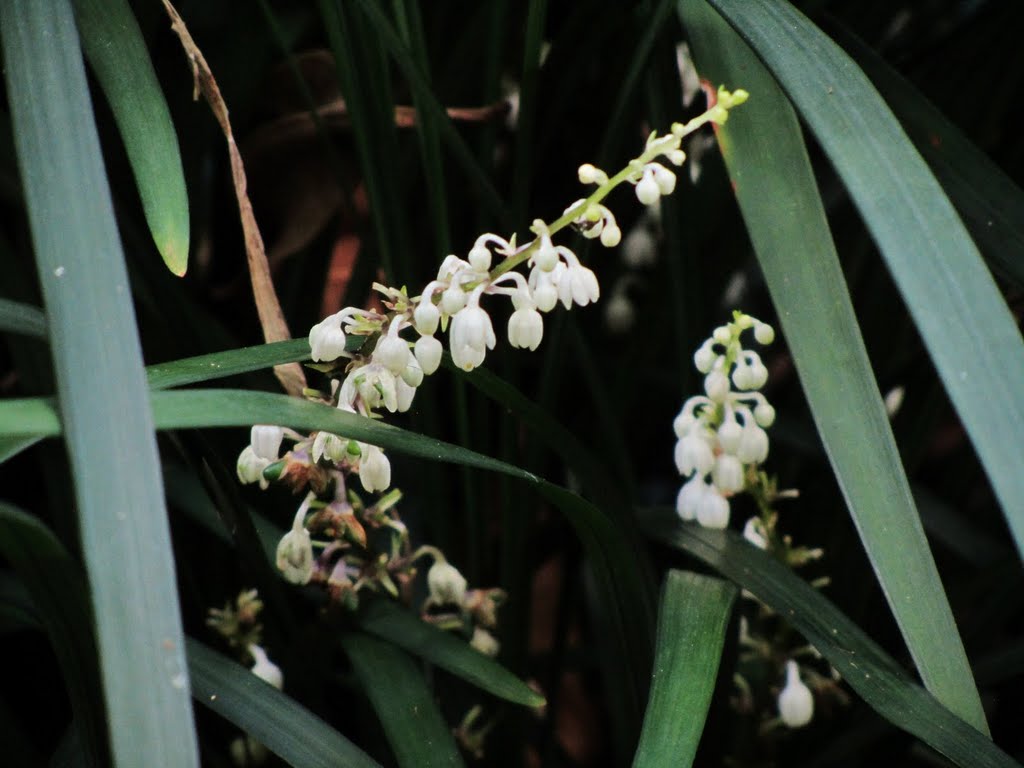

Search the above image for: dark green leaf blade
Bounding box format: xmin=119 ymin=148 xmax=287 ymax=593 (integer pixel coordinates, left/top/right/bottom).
xmin=187 ymin=638 xmax=381 ymax=768
xmin=679 ymin=0 xmax=986 ymax=734
xmin=73 ymin=0 xmax=190 ymax=274
xmin=0 ymin=2 xmax=198 ymax=764
xmin=639 ymin=508 xmax=1020 ymax=768
xmin=341 ymin=632 xmax=465 ymax=768
xmin=632 ymin=570 xmax=736 ymax=768
xmin=705 ymin=0 xmax=1024 ymax=572
xmin=356 ymin=599 xmax=543 ymax=708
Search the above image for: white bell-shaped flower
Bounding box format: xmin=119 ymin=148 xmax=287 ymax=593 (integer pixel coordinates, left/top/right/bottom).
xmin=374 ymin=334 xmax=412 ymax=376
xmin=712 ymin=453 xmax=745 ymax=493
xmin=250 ymin=425 xmax=284 ymax=461
xmin=696 ymin=485 xmax=730 ymax=529
xmin=276 ymin=497 xmax=315 ymax=585
xmin=414 ymin=298 xmax=441 ymax=335
xmin=778 ymin=661 xmax=814 ymax=728
xmin=508 ymin=291 xmax=543 ymax=350
xmin=674 ymin=429 xmax=715 ymax=477
xmin=358 ymin=444 xmax=391 ymax=493
xmin=309 ymin=314 xmax=347 ymax=362
xmin=414 ymin=335 xmax=444 ymax=375
xmin=236 ymin=446 xmax=271 ymax=488
xmin=427 ymin=560 xmax=468 ymax=606
xmin=449 ymin=303 xmax=496 ymax=371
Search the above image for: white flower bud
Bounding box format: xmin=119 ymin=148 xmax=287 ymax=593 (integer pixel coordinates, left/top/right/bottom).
xmin=754 ymin=322 xmax=775 ymax=345
xmin=414 ymin=335 xmax=443 ymax=375
xmin=732 ymin=361 xmax=755 ymax=390
xmin=450 ymin=305 xmax=497 ymax=371
xmin=737 ymin=422 xmax=769 ymax=464
xmin=651 ymin=163 xmax=676 ymax=195
xmin=704 ymin=370 xmax=730 ymax=401
xmin=359 ymin=445 xmax=391 ymax=493
xmin=577 ymin=163 xmax=607 ymax=185
xmin=694 ymin=342 xmax=716 ymax=374
xmin=696 ymin=486 xmax=730 ymax=529
xmin=441 ymin=285 xmax=467 ymax=315
xmin=533 ymin=281 xmax=559 ymax=312
xmin=276 ymin=507 xmax=314 ymax=586
xmin=712 ymin=453 xmax=745 ymax=493
xmin=674 ymin=432 xmax=714 ymax=477
xmin=754 ymin=402 xmax=775 ymax=428
xmin=427 ymin=560 xmax=467 ymax=606
xmin=309 ymin=315 xmax=347 ymax=362
xmin=667 ymin=148 xmax=686 ymax=166
xmin=535 ymin=235 xmax=559 ymax=272
xmin=636 ymin=172 xmax=660 ymax=205
xmin=250 ymin=425 xmax=284 ymax=461
xmin=676 ymin=474 xmax=707 ymax=521
xmin=748 ymin=360 xmax=769 ymax=389
xmin=717 ymin=418 xmax=742 ymax=454
xmin=468 ymin=244 xmax=492 ymax=272
xmin=471 ymin=627 xmax=500 ymax=657
xmin=712 ymin=326 xmax=731 ymax=344
xmin=248 ymin=644 xmax=283 ymax=690
xmin=414 ymin=300 xmax=441 ymax=335
xmin=743 ymin=517 xmax=769 ymax=549
xmin=778 ymin=661 xmax=814 ymax=728
xmin=672 ymin=410 xmax=695 ymax=439
xmin=599 ymin=223 xmax=622 ymax=248
xmin=374 ymin=335 xmax=412 ymax=375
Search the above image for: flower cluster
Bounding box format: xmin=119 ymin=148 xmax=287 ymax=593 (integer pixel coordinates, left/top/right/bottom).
xmin=673 ymin=311 xmax=775 ymax=528
xmin=297 ymin=86 xmax=748 ymax=499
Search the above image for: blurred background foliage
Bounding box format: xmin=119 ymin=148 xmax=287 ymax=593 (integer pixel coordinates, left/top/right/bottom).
xmin=1 ymin=0 xmax=1023 ymax=766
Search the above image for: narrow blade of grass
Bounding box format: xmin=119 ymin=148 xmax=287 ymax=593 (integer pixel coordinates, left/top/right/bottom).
xmin=341 ymin=632 xmax=465 ymax=768
xmin=680 ymin=0 xmax=986 ymax=732
xmin=73 ymin=0 xmax=190 ymax=275
xmin=187 ymin=638 xmax=381 ymax=768
xmin=639 ymin=508 xmax=1019 ymax=768
xmin=705 ymin=0 xmax=1024 ymax=572
xmin=632 ymin=570 xmax=736 ymax=768
xmin=0 ymin=2 xmax=198 ymax=764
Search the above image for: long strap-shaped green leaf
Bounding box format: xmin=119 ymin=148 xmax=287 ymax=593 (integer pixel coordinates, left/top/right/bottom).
xmin=640 ymin=510 xmax=1020 ymax=768
xmin=0 ymin=2 xmax=198 ymax=765
xmin=72 ymin=0 xmax=190 ymax=275
xmin=702 ymin=0 xmax=1024 ymax=559
xmin=679 ymin=0 xmax=987 ymax=733
xmin=341 ymin=632 xmax=466 ymax=768
xmin=632 ymin=571 xmax=736 ymax=768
